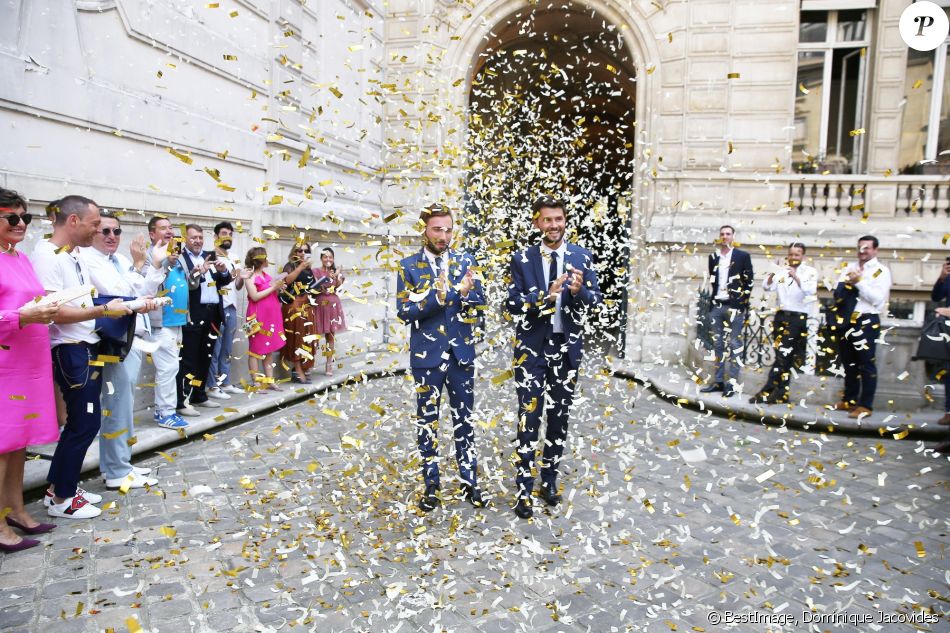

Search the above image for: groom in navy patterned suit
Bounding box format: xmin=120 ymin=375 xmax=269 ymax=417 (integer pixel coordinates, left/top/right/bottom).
xmin=396 ymin=204 xmax=486 ymax=512
xmin=507 ymin=196 xmax=603 ymax=519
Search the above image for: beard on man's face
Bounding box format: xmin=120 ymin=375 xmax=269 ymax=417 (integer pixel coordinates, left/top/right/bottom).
xmin=219 ymin=240 xmax=232 ymax=251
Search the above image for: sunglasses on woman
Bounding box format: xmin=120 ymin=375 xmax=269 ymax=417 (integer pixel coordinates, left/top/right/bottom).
xmin=0 ymin=213 xmax=33 ymax=227
xmin=296 ymin=249 xmax=311 ymax=254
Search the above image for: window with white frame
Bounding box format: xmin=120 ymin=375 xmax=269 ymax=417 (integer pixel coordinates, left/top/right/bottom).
xmin=898 ymin=8 xmax=950 ymax=174
xmin=793 ymin=8 xmax=871 ymax=174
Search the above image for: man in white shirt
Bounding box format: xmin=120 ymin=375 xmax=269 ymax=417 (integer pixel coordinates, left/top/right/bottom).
xmin=830 ymin=235 xmax=892 ymax=418
xmin=750 ymin=243 xmax=818 ymax=405
xmin=206 ymin=221 xmax=244 ymax=399
xmin=32 ymin=196 xmax=131 ymax=520
xmin=79 ymin=210 xmax=163 ymax=490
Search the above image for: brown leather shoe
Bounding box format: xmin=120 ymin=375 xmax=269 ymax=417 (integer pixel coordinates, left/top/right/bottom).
xmin=848 ymin=406 xmax=872 ymax=419
xmin=938 ymin=413 xmax=950 ymax=426
xmin=831 ymin=401 xmax=853 ymax=411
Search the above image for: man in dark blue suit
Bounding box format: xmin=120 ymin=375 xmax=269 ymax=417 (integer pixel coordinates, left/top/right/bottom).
xmin=396 ymin=204 xmax=486 ymax=511
xmin=507 ymin=196 xmax=603 ymax=519
xmin=701 ymin=224 xmax=754 ymax=398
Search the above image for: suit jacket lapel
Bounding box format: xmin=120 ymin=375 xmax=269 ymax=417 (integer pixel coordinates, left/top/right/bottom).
xmin=529 ymin=245 xmax=545 ymax=291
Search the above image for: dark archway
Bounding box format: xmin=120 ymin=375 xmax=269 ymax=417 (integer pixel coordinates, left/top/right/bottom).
xmin=464 ymin=4 xmax=638 ymax=352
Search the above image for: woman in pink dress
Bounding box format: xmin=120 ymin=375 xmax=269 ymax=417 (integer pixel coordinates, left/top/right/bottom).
xmin=312 ymin=247 xmax=347 ymax=375
xmin=241 ymin=246 xmax=287 ymax=390
xmin=0 ymin=188 xmax=61 ymax=552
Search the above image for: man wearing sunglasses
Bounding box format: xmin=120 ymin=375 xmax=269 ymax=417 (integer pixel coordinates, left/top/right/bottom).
xmin=78 ymin=211 xmax=164 ymax=491
xmin=32 ymin=195 xmax=132 ymax=519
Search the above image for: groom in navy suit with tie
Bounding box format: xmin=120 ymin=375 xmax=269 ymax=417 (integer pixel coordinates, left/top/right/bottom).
xmin=397 ymin=204 xmax=486 ymax=511
xmin=507 ymin=196 xmax=603 ymax=519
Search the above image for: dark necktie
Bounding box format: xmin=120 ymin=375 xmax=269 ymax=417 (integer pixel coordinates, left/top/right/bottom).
xmin=434 ymin=256 xmax=443 ymax=278
xmin=548 ymin=251 xmax=559 ymax=290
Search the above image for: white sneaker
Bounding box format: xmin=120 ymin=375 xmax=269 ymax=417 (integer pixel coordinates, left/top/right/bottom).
xmin=44 ymin=487 xmax=102 ymax=507
xmin=47 ymin=495 xmax=101 ymax=519
xmin=177 ymin=404 xmax=201 ymax=417
xmin=193 ymin=399 xmax=221 ymax=409
xmin=207 ymin=388 xmax=231 ymax=400
xmin=131 ymin=465 xmax=152 ymax=476
xmin=105 ymin=473 xmax=159 ymax=490
xmin=222 ymin=384 xmax=244 ymax=394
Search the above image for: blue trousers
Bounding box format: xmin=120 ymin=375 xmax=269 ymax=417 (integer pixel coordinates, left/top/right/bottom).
xmin=514 ymin=335 xmax=578 ymax=498
xmin=48 ymin=343 xmax=102 ymax=499
xmin=411 ymin=356 xmax=477 ymax=489
xmin=208 ymin=304 xmax=237 ymax=388
xmin=840 ymin=314 xmax=880 ymax=410
xmin=710 ymin=303 xmax=745 ymax=385
xmin=944 ymin=365 xmax=950 ymax=413
xmin=99 ymin=348 xmax=143 ymax=480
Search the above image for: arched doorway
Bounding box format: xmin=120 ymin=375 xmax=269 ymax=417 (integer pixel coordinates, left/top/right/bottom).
xmin=461 ymin=3 xmax=639 ymax=353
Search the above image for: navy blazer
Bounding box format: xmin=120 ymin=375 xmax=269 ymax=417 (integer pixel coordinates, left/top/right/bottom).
xmin=506 ymin=242 xmax=603 ymax=369
xmin=396 ymin=249 xmax=486 ymax=369
xmin=708 ymin=248 xmax=754 ymax=309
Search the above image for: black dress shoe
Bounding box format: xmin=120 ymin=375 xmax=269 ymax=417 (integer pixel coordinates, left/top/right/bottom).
xmin=513 ymin=497 xmax=533 ymax=519
xmin=700 ymin=383 xmax=725 ymax=393
xmin=722 ymin=388 xmax=735 ymax=398
xmin=418 ymin=484 xmax=440 ymax=512
xmin=461 ymin=484 xmax=485 ymax=508
xmin=749 ymin=392 xmax=770 ymax=404
xmin=539 ymin=483 xmax=561 ymax=507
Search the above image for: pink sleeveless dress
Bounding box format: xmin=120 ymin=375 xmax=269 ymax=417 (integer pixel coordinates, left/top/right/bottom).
xmin=246 ymin=271 xmax=286 ymax=355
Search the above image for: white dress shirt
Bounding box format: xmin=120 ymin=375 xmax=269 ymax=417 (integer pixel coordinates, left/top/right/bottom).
xmin=79 ymin=247 xmax=164 ymax=336
xmin=541 ymin=242 xmax=567 ymax=334
xmin=714 ymin=247 xmax=733 ymax=301
xmin=31 ymin=239 xmax=98 ymax=347
xmin=845 ymin=257 xmax=891 ymax=316
xmin=763 ymin=263 xmax=818 ymax=314
xmin=216 ymin=253 xmax=237 ymax=309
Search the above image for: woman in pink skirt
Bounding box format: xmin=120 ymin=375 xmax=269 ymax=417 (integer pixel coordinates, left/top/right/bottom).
xmin=313 ymin=247 xmax=347 ymax=375
xmin=241 ymin=246 xmax=287 ymax=390
xmin=0 ymin=188 xmax=61 ymax=552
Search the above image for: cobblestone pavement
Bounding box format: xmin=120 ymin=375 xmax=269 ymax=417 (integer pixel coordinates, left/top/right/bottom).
xmin=1 ymin=354 xmax=948 ymax=633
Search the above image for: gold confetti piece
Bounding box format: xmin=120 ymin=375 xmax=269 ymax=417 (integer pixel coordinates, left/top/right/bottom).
xmin=912 ymin=78 xmax=923 ymax=89
xmin=0 ymin=507 xmax=10 ymax=520
xmin=892 ymin=429 xmax=909 ymax=440
xmin=167 ymin=147 xmax=193 ymax=164
xmin=341 ymin=435 xmax=363 ymax=449
xmin=203 ymin=433 xmax=215 ymax=440
xmin=643 ymin=499 xmax=655 ymax=514
xmin=727 ymin=72 xmax=740 ymax=79
xmin=8 ymin=394 xmax=25 ymax=400
xmin=348 ymin=44 xmax=364 ymax=52
xmin=318 ymin=179 xmax=333 ymax=186
xmin=798 ymin=82 xmax=809 ymax=94
xmin=101 ymin=501 xmax=115 ymax=510
xmin=160 ymin=526 xmax=177 ymax=538
xmin=491 ymin=369 xmax=514 ymax=385
xmin=849 ymin=128 xmax=865 ymax=136
xmin=102 ymin=429 xmax=128 ymax=440
xmin=369 ymin=403 xmax=386 ymax=415
xmin=157 ymin=451 xmax=175 ymax=462
xmin=914 ymin=541 xmax=925 ymax=558
xmin=943 ymin=233 xmax=950 ymax=245
xmin=306 ymin=461 xmax=318 ymax=473
xmin=75 ymin=601 xmax=84 ymax=616
xmin=229 ymin=10 xmax=238 ymax=17
xmin=223 ymin=54 xmax=237 ymax=61
xmin=205 ymin=2 xmax=219 ymax=7
xmin=328 ymin=87 xmax=343 ymax=98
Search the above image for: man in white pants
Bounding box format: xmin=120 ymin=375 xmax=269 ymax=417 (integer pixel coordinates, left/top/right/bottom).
xmin=145 ymin=216 xmax=190 ymax=429
xmin=80 ymin=210 xmax=163 ymax=488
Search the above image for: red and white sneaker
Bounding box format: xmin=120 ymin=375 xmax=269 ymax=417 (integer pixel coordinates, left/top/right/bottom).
xmin=44 ymin=487 xmax=103 ymax=507
xmin=47 ymin=495 xmax=101 ymax=519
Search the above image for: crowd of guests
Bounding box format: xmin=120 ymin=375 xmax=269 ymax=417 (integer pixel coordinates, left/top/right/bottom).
xmin=0 ymin=188 xmax=346 ymax=550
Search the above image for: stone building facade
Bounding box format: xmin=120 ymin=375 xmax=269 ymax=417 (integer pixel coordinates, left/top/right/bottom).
xmin=1 ymin=0 xmax=949 ymax=399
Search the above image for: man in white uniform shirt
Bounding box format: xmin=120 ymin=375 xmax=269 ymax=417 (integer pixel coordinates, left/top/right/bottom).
xmin=79 ymin=210 xmax=163 ymax=490
xmin=750 ymin=243 xmax=817 ymax=405
xmin=830 ymin=235 xmax=891 ymax=418
xmin=32 ymin=196 xmax=131 ymax=519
